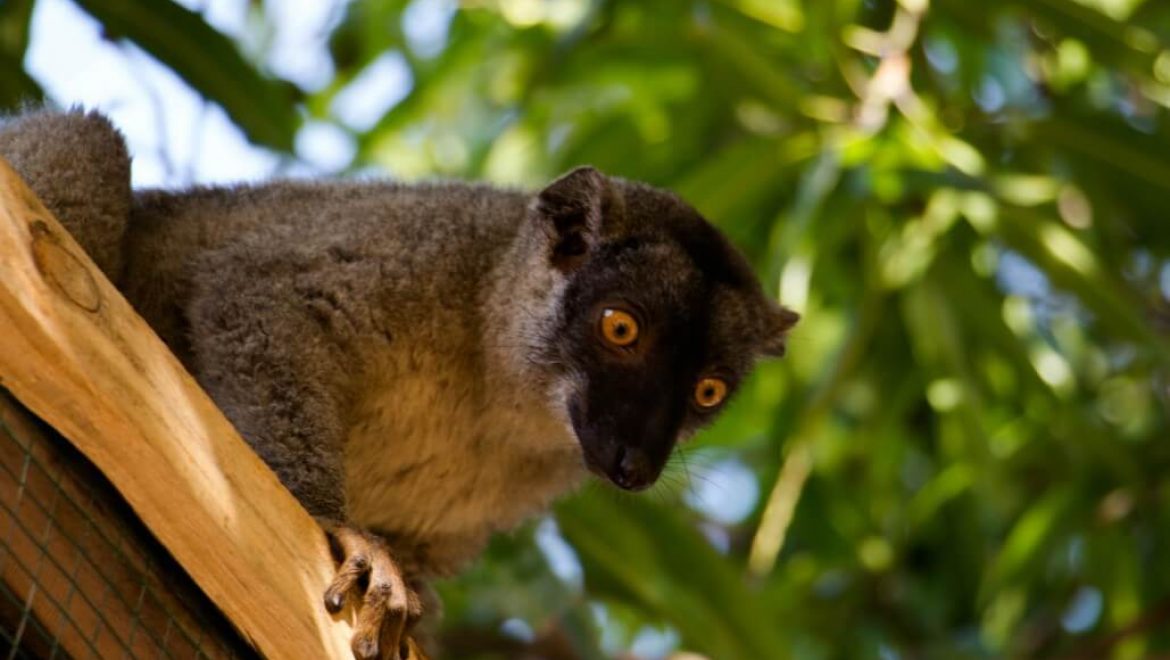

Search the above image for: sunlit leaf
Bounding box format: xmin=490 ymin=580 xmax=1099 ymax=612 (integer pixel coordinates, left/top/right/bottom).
xmin=74 ymin=0 xmax=299 ymax=150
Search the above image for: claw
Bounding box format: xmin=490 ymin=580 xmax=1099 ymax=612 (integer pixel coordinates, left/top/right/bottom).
xmin=321 ymin=523 xmax=424 ymax=660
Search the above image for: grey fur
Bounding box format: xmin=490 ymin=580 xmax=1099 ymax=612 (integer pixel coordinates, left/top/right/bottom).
xmin=0 ymin=108 xmax=797 ymax=639
xmin=0 ymin=108 xmax=130 ymax=280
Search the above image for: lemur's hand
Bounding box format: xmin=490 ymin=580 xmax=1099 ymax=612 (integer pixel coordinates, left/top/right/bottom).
xmin=321 ymin=522 xmax=424 ymax=660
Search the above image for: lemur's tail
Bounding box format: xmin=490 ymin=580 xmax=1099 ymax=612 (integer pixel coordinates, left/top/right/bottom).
xmin=0 ymin=107 xmax=131 ymax=282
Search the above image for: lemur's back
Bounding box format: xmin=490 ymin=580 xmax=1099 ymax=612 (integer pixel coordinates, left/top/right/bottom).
xmin=121 ymin=181 xmax=528 ymax=358
xmin=0 ymin=107 xmax=530 ymax=359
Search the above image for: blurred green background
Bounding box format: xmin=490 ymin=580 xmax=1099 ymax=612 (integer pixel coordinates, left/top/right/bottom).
xmin=5 ymin=0 xmax=1170 ymax=657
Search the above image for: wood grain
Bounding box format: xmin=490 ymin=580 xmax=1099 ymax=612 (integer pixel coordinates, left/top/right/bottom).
xmin=0 ymin=157 xmax=356 ymax=657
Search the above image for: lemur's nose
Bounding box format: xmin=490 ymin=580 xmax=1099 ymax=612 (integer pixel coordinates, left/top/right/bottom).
xmin=610 ymin=446 xmax=652 ymax=491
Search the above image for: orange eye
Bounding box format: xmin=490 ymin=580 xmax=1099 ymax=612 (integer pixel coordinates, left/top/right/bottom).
xmin=600 ymin=308 xmax=639 ymax=347
xmin=694 ymin=377 xmax=728 ymax=409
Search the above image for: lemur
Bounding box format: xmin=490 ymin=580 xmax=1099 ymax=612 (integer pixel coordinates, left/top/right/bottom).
xmin=0 ymin=109 xmax=798 ymax=659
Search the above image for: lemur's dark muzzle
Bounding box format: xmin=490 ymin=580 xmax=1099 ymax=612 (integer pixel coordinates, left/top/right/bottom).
xmin=607 ymin=446 xmax=654 ymax=491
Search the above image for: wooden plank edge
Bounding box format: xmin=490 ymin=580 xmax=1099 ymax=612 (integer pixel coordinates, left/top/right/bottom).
xmin=0 ymin=157 xmax=354 ymax=657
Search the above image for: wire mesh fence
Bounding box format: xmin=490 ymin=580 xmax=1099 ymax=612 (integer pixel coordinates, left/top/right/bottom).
xmin=0 ymin=389 xmax=257 ymax=659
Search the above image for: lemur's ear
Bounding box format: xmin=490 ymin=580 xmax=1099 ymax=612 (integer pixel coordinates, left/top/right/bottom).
xmin=531 ymin=166 xmax=620 ymax=271
xmin=757 ymin=303 xmax=800 ymax=357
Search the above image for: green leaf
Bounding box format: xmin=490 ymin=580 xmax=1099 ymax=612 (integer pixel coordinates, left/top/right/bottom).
xmin=73 ymin=0 xmax=299 ymax=151
xmin=996 ymin=207 xmax=1170 ymax=364
xmin=981 ymin=487 xmax=1078 ymax=601
xmin=557 ymin=492 xmax=791 ymax=659
xmin=0 ymin=0 xmax=43 ymax=107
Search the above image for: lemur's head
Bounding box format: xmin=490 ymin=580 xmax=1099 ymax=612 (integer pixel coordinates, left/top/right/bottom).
xmin=502 ymin=167 xmax=798 ymax=491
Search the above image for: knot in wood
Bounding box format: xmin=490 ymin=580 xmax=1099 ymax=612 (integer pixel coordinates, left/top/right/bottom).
xmin=29 ymin=220 xmax=101 ymax=313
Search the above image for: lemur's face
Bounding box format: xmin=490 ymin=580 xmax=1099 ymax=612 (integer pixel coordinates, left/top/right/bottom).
xmin=528 ymin=168 xmax=798 ymax=491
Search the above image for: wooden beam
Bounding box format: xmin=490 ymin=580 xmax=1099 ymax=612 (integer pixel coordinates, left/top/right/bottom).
xmin=0 ymin=157 xmax=355 ymax=657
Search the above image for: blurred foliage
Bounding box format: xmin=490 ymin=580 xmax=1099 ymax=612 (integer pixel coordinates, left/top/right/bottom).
xmin=9 ymin=0 xmax=1170 ymax=657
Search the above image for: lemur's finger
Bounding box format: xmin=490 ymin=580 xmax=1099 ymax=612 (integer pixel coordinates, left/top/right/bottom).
xmin=324 ymin=552 xmax=369 ymax=613
xmin=401 ymin=638 xmax=428 ymax=660
xmin=323 ymin=526 xmax=373 ymax=613
xmin=351 ymin=584 xmax=388 ymax=659
xmin=361 ymin=542 xmax=411 ymax=659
